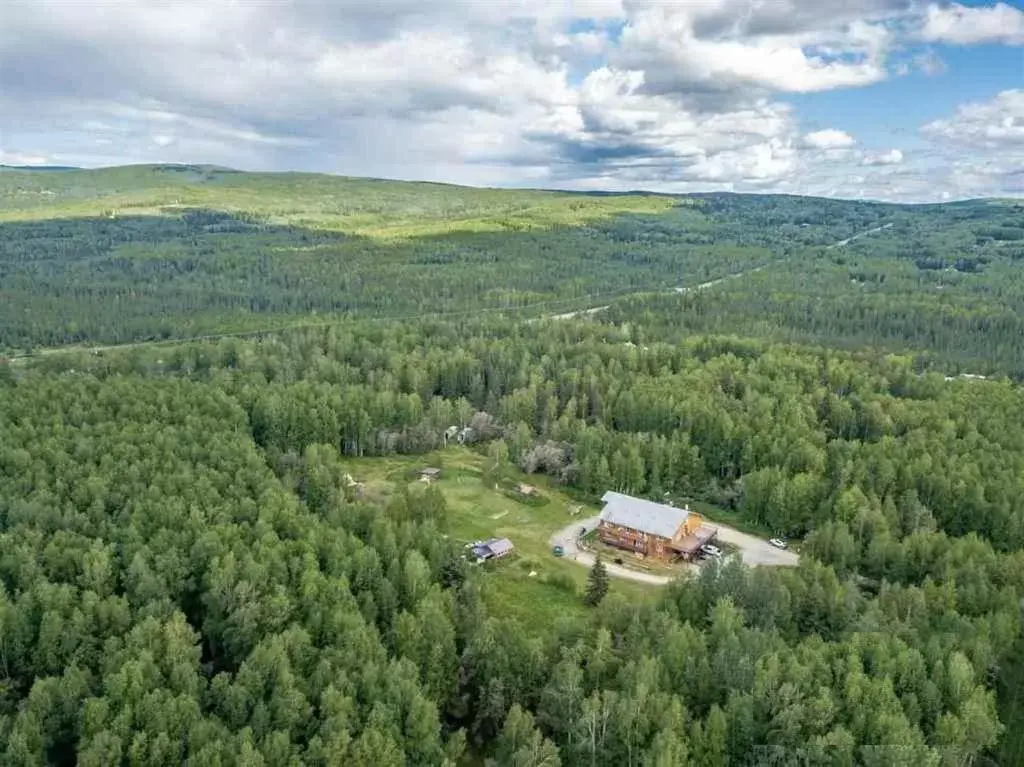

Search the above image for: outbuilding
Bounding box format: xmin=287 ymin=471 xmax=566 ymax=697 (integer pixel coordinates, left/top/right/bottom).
xmin=470 ymin=537 xmax=515 ymax=561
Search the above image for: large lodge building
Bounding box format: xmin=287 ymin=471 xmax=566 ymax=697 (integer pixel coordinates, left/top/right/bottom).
xmin=597 ymin=491 xmax=718 ymax=561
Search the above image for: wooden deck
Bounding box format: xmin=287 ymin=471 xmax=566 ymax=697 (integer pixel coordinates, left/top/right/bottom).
xmin=670 ymin=524 xmax=718 ymax=559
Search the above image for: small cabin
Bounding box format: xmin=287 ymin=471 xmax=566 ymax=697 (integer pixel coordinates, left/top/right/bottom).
xmin=470 ymin=537 xmax=514 ymax=561
xmin=419 ymin=467 xmax=442 ymax=481
xmin=516 ymin=483 xmax=539 ymax=497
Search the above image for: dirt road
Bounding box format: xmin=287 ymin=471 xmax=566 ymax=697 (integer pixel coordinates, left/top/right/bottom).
xmin=549 ymin=264 xmax=770 ymax=322
xmin=828 ymin=222 xmax=893 ymax=249
xmin=549 ymin=516 xmax=675 ymax=586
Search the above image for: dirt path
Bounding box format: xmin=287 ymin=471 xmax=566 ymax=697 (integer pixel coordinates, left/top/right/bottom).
xmin=548 ymin=305 xmax=610 ymax=321
xmin=673 ymin=264 xmax=767 ymax=294
xmin=549 ymin=516 xmax=676 ymax=586
xmin=828 ymin=222 xmax=894 ymax=249
xmin=548 ymin=264 xmax=770 ymax=322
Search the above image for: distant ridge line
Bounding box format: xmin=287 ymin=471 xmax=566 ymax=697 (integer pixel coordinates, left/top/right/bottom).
xmin=0 ymin=164 xmax=81 ymax=172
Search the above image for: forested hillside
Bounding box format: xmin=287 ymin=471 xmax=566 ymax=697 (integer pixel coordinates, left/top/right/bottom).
xmin=3 ymin=167 xmax=1023 ymax=380
xmin=2 ymin=167 xmax=1024 ymax=765
xmin=611 ymin=195 xmax=1024 ymax=377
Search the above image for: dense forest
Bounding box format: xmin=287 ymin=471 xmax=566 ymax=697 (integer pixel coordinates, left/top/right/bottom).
xmin=2 ymin=167 xmax=1024 ymax=764
xmin=609 ymin=196 xmax=1024 ymax=377
xmin=4 ymin=316 xmax=1024 ymax=764
xmin=2 ymin=167 xmax=1023 ymax=381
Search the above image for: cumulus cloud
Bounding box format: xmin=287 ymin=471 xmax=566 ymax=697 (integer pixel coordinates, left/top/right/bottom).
xmin=802 ymin=129 xmax=857 ymax=149
xmin=896 ymin=49 xmax=948 ymax=76
xmin=0 ymin=0 xmax=1022 ymax=200
xmin=918 ymin=90 xmax=1024 ymax=199
xmin=862 ymin=148 xmax=905 ymax=165
xmin=615 ymin=4 xmax=895 ymax=97
xmin=920 ymin=2 xmax=1024 ymax=45
xmin=922 ymin=90 xmax=1024 ymax=148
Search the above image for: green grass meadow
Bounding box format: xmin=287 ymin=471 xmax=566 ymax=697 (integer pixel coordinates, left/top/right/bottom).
xmin=339 ymin=447 xmax=659 ymax=630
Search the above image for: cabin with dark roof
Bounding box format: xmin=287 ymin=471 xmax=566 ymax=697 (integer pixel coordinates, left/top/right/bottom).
xmin=598 ymin=492 xmax=717 ymax=561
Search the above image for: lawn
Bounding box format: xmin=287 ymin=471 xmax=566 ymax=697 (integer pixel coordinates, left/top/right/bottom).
xmin=339 ymin=447 xmax=658 ymax=630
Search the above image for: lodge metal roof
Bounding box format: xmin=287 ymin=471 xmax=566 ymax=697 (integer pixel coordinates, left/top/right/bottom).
xmin=599 ymin=491 xmax=691 ymax=539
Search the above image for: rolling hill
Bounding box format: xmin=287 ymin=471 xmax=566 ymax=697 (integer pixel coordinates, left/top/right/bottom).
xmin=3 ymin=165 xmax=1024 ymax=377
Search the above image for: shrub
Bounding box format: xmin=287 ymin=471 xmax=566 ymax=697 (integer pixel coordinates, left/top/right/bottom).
xmin=544 ymin=571 xmax=577 ymax=595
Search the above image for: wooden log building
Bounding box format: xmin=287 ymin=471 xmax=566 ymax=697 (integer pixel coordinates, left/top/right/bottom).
xmin=597 ymin=491 xmax=717 ymax=561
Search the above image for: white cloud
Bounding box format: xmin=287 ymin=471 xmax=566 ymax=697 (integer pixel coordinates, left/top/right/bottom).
xmin=895 ymin=49 xmax=948 ymax=76
xmin=616 ymin=5 xmax=893 ymax=96
xmin=862 ymin=148 xmax=904 ymax=165
xmin=539 ymin=67 xmax=803 ymax=185
xmin=0 ymin=0 xmax=1022 ymax=200
xmin=0 ymin=150 xmax=51 ymax=166
xmin=802 ymin=129 xmax=857 ymax=149
xmin=921 ymin=89 xmax=1024 ymax=148
xmin=915 ymin=90 xmax=1024 ymax=200
xmin=920 ymin=2 xmax=1024 ymax=45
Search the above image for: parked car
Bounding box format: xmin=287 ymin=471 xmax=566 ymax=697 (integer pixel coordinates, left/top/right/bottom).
xmin=552 ymin=545 xmax=565 ymax=557
xmin=700 ymin=544 xmax=722 ymax=558
xmin=769 ymin=538 xmax=788 ymax=549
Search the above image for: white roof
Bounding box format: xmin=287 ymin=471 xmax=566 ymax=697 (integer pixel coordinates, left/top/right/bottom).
xmin=599 ymin=492 xmax=690 ymax=539
xmin=486 ymin=537 xmax=514 ymax=556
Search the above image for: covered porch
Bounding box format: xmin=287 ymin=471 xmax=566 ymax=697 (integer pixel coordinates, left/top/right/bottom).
xmin=670 ymin=524 xmax=719 ymax=560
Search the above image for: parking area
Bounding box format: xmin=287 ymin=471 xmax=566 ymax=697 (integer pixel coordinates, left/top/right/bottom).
xmin=713 ymin=526 xmax=799 ymax=567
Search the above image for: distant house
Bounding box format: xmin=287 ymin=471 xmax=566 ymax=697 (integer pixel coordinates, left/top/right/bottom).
xmin=516 ymin=483 xmax=538 ymax=497
xmin=443 ymin=426 xmax=475 ymax=445
xmin=419 ymin=467 xmax=442 ymax=481
xmin=598 ymin=491 xmax=717 ymax=561
xmin=471 ymin=537 xmax=514 ymax=561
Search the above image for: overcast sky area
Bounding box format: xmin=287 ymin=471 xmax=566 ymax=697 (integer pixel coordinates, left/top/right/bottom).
xmin=1 ymin=0 xmax=1022 ymax=202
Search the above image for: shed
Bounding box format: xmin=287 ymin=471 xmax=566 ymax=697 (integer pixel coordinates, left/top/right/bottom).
xmin=419 ymin=467 xmax=442 ymax=480
xmin=471 ymin=537 xmax=515 ymax=561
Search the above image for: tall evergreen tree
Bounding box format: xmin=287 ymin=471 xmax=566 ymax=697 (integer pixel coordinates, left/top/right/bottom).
xmin=584 ymin=555 xmax=610 ymax=607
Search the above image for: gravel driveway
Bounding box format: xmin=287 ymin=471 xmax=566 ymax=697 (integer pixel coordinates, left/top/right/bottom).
xmin=550 ymin=515 xmax=798 ymax=585
xmin=714 ymin=526 xmax=799 ymax=567
xmin=549 ymin=516 xmax=675 ymax=586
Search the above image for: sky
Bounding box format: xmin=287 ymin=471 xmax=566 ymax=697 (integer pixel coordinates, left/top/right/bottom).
xmin=0 ymin=0 xmax=1022 ymax=202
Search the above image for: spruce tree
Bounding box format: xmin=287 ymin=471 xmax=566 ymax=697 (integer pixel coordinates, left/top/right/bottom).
xmin=584 ymin=554 xmax=610 ymax=607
